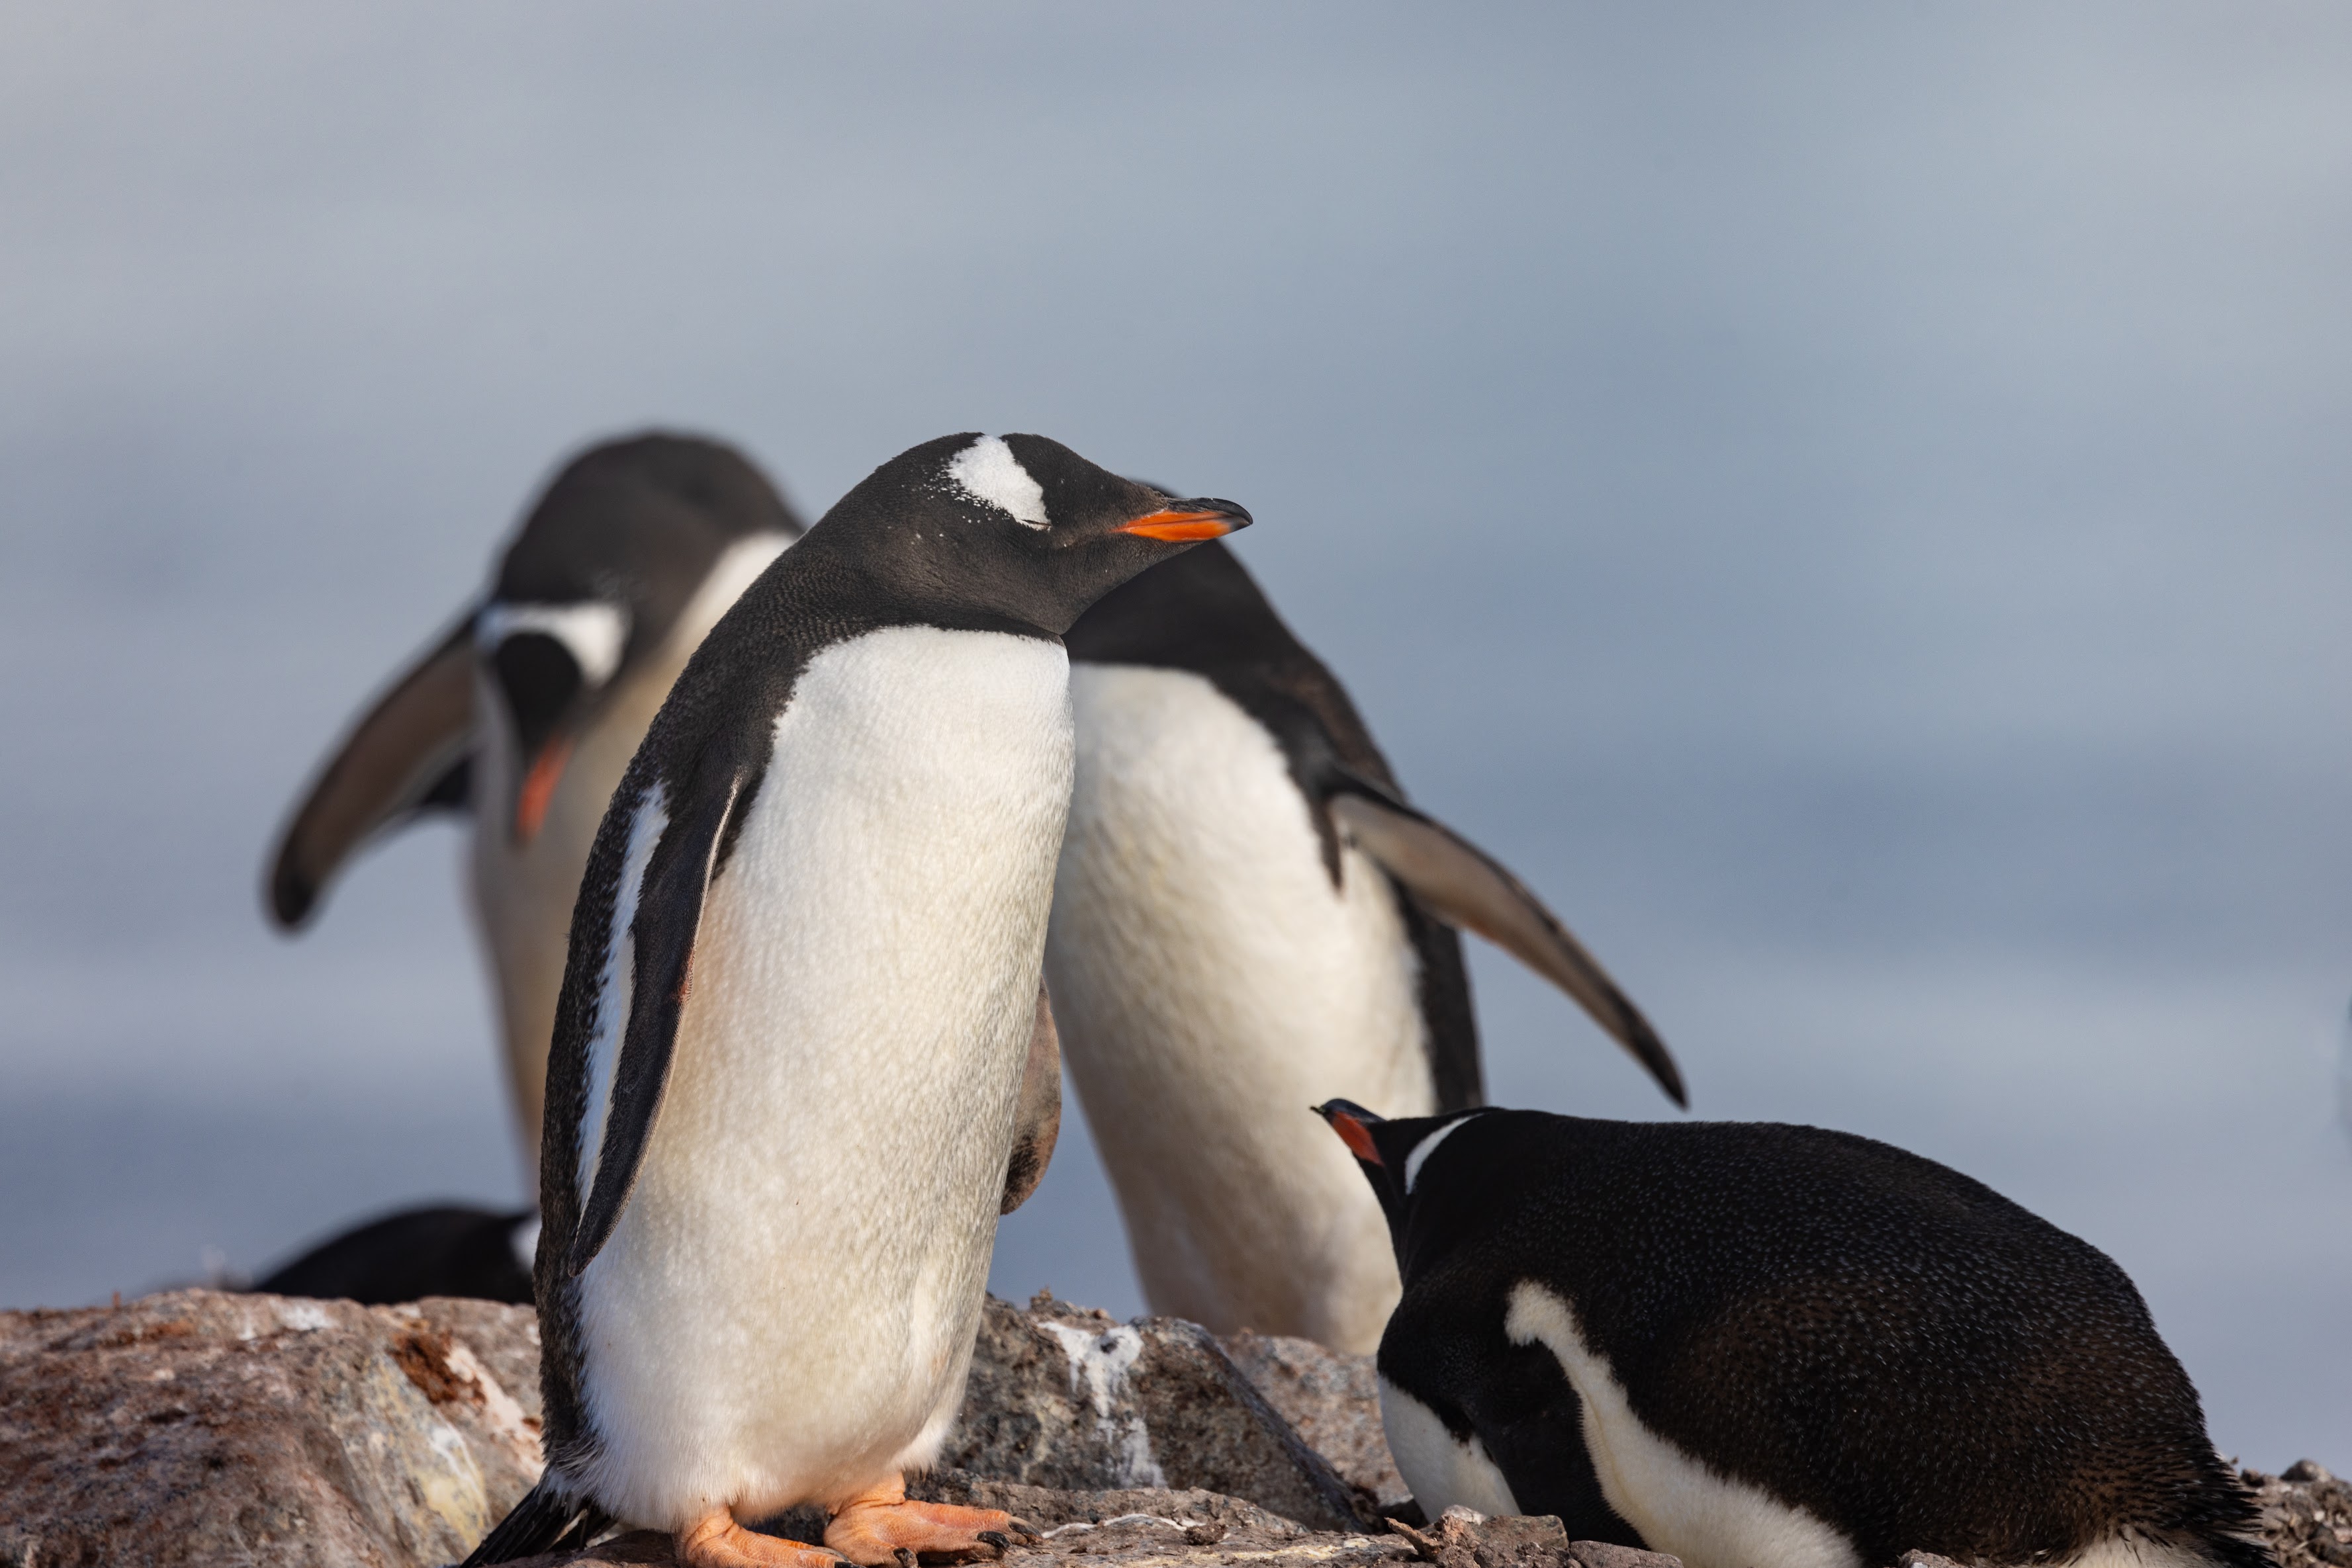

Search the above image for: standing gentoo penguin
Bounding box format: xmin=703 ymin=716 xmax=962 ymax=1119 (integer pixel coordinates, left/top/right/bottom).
xmin=1048 ymin=541 xmax=1682 ymax=1352
xmin=266 ymin=433 xmax=803 ymax=1176
xmin=1315 ymin=1100 xmax=2275 ymax=1568
xmin=466 ymin=435 xmax=1250 ymax=1567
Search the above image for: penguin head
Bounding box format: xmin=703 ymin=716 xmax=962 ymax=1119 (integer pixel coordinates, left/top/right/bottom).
xmin=480 ymin=433 xmax=803 ymax=841
xmin=1316 ymin=1099 xmax=1494 ymax=1260
xmin=805 ymin=433 xmax=1252 ymax=635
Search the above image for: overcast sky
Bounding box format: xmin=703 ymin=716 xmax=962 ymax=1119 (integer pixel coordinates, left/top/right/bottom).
xmin=3 ymin=3 xmax=2350 ymax=1468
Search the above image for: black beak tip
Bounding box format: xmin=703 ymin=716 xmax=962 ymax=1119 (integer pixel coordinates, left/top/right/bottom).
xmin=1191 ymin=497 xmax=1253 ymax=531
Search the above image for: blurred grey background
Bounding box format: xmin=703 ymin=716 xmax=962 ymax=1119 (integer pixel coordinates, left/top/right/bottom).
xmin=3 ymin=1 xmax=2349 ymax=1467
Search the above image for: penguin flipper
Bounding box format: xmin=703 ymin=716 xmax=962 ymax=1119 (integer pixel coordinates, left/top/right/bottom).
xmin=266 ymin=617 xmax=476 ymax=928
xmin=1001 ymin=981 xmax=1062 ymax=1215
xmin=1327 ymin=783 xmax=1686 ymax=1108
xmin=565 ymin=769 xmax=746 ymax=1278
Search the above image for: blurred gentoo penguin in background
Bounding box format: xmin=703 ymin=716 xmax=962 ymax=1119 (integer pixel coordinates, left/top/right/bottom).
xmin=1316 ymin=1100 xmax=2274 ymax=1568
xmin=1048 ymin=540 xmax=1681 ymax=1353
xmin=466 ymin=435 xmax=1249 ymax=1567
xmin=266 ymin=433 xmax=803 ymax=1177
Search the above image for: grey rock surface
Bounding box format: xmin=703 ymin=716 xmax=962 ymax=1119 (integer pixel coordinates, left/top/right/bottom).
xmin=0 ymin=1289 xmax=1388 ymax=1565
xmin=941 ymin=1293 xmax=1372 ymax=1532
xmin=0 ymin=1289 xmax=544 ymax=1568
xmin=1388 ymin=1508 xmax=1680 ymax=1568
xmin=1220 ymin=1330 xmax=1404 ymax=1505
xmin=2246 ymin=1461 xmax=2352 ymax=1568
xmin=519 ymin=1481 xmax=1416 ymax=1568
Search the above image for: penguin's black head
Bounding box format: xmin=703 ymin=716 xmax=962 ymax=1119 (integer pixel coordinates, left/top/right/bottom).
xmin=807 ymin=433 xmax=1251 ymax=636
xmin=1316 ymin=1099 xmax=1494 ymax=1260
xmin=481 ymin=433 xmax=803 ymax=841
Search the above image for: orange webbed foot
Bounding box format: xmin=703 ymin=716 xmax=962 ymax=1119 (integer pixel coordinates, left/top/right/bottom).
xmin=825 ymin=1477 xmax=1040 ymax=1567
xmin=678 ymin=1512 xmax=848 ymax=1568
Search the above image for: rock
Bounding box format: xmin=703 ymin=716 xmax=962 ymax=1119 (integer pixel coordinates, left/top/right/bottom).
xmin=0 ymin=1289 xmax=1387 ymax=1565
xmin=1386 ymin=1507 xmax=1679 ymax=1568
xmin=526 ymin=1480 xmax=1416 ymax=1568
xmin=0 ymin=1289 xmax=543 ymax=1568
xmin=2245 ymin=1463 xmax=2352 ymax=1568
xmin=1893 ymin=1554 xmax=1968 ymax=1568
xmin=1219 ymin=1330 xmax=1404 ymax=1504
xmin=940 ymin=1293 xmax=1373 ymax=1532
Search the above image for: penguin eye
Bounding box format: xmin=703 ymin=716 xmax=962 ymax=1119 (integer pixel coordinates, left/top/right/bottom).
xmin=492 ymin=633 xmax=584 ymax=752
xmin=475 ymin=600 xmax=631 ymax=688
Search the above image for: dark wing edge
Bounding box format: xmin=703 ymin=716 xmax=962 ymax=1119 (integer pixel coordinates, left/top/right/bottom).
xmin=1001 ymin=980 xmax=1062 ymax=1215
xmin=265 ymin=616 xmax=477 ymax=928
xmin=1326 ymin=777 xmax=1687 ymax=1108
xmin=562 ymin=767 xmax=745 ymax=1278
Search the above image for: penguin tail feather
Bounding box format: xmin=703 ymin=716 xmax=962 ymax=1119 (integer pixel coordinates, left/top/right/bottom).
xmin=2192 ymin=1532 xmax=2282 ymax=1568
xmin=461 ymin=1477 xmax=611 ymax=1565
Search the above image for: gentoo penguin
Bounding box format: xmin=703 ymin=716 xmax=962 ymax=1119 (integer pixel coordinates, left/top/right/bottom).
xmin=266 ymin=433 xmax=803 ymax=1177
xmin=1048 ymin=540 xmax=1682 ymax=1352
xmin=1316 ymin=1100 xmax=2275 ymax=1568
xmin=465 ymin=434 xmax=1250 ymax=1567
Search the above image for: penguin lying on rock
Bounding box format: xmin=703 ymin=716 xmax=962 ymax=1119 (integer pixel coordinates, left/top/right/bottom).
xmin=1316 ymin=1100 xmax=2274 ymax=1568
xmin=1051 ymin=540 xmax=1681 ymax=1353
xmin=267 ymin=433 xmax=804 ymax=1178
xmin=255 ymin=1203 xmax=537 ymax=1305
xmin=467 ymin=435 xmax=1249 ymax=1568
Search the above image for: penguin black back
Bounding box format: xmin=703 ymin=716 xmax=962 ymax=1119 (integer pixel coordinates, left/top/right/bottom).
xmin=1322 ymin=1103 xmax=2271 ymax=1568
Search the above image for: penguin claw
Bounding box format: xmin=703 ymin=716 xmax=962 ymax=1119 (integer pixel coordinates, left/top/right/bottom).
xmin=977 ymin=1532 xmax=1010 ymax=1555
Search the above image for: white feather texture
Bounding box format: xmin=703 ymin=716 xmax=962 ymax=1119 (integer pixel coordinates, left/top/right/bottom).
xmin=947 ymin=435 xmax=1049 ymax=529
xmin=471 ymin=531 xmax=792 ymax=1184
xmin=1045 ymin=664 xmax=1436 ymax=1354
xmin=570 ymin=625 xmax=1074 ymax=1529
xmin=1505 ymin=1283 xmax=1862 ymax=1568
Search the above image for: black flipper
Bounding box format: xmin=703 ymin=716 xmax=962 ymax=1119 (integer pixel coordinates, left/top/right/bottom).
xmin=463 ymin=1476 xmax=610 ymax=1565
xmin=564 ymin=767 xmax=746 ymax=1278
xmin=1326 ymin=773 xmax=1686 ymax=1108
xmin=266 ymin=616 xmax=477 ymax=928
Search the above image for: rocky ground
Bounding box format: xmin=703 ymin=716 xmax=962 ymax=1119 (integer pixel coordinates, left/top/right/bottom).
xmin=0 ymin=1287 xmax=2336 ymax=1568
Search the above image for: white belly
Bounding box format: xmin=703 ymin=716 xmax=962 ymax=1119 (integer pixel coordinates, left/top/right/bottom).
xmin=469 ymin=533 xmax=790 ymax=1186
xmin=573 ymin=625 xmax=1074 ymax=1528
xmin=1505 ymin=1284 xmax=1861 ymax=1568
xmin=1046 ymin=664 xmax=1436 ymax=1354
xmin=1379 ymin=1376 xmax=1522 ymax=1519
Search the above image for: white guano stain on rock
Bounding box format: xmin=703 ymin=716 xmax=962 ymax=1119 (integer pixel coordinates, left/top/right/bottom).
xmin=1043 ymin=1319 xmax=1166 ymax=1488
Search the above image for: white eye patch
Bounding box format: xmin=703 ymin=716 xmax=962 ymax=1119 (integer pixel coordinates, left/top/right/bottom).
xmin=948 ymin=435 xmax=1049 ymax=529
xmin=475 ymin=599 xmax=631 ymax=687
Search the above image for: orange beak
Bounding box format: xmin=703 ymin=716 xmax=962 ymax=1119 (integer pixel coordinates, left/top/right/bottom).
xmin=1118 ymin=501 xmax=1252 ymax=543
xmin=514 ymin=737 xmax=574 ymax=843
xmin=1326 ymin=1109 xmax=1384 ymax=1165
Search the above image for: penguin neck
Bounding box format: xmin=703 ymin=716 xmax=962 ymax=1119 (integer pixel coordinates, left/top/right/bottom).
xmin=774 ymin=531 xmax=1070 ymax=644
